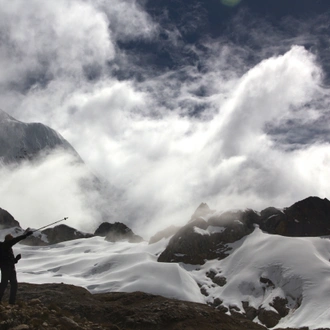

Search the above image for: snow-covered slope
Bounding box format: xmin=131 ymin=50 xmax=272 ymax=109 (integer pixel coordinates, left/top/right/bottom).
xmin=3 ymin=227 xmax=329 ymax=329
xmin=0 ymin=109 xmax=80 ymax=164
xmin=190 ymin=226 xmax=330 ymax=329
xmin=12 ymin=236 xmax=204 ymax=304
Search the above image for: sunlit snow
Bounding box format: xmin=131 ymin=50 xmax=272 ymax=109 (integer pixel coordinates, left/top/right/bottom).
xmin=13 ymin=236 xmax=203 ymax=303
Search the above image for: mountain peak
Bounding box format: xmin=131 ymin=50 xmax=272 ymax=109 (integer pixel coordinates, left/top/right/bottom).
xmin=190 ymin=202 xmax=214 ymax=222
xmin=0 ymin=109 xmax=80 ymax=164
xmin=0 ymin=108 xmax=18 ymax=123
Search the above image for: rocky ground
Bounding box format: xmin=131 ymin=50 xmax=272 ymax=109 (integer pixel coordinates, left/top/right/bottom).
xmin=0 ymin=282 xmax=270 ymax=330
xmin=1 ymin=283 xmax=329 ymax=330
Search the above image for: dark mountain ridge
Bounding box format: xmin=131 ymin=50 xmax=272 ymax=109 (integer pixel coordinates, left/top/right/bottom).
xmin=0 ymin=209 xmax=144 ymax=246
xmin=158 ymin=196 xmax=330 ymax=265
xmin=2 ymin=195 xmax=329 ymax=249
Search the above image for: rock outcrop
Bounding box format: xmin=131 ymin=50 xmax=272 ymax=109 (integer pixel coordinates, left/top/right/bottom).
xmin=41 ymin=224 xmax=94 ymax=244
xmin=95 ymin=222 xmax=144 ymax=243
xmin=158 ymin=208 xmax=258 ymax=264
xmin=0 ymin=208 xmax=142 ymax=246
xmin=189 ymin=202 xmax=215 ymax=222
xmin=258 ymin=196 xmax=330 ymax=236
xmin=20 ymin=224 xmax=93 ymax=246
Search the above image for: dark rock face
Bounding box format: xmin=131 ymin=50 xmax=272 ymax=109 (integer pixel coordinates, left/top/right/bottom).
xmin=0 ymin=208 xmax=20 ymax=229
xmin=0 ymin=109 xmax=80 ymax=165
xmin=218 ymin=196 xmax=330 ymax=238
xmin=241 ymin=297 xmax=293 ymax=328
xmin=158 ymin=209 xmax=258 ymax=264
xmin=258 ymin=308 xmax=282 ymax=328
xmin=241 ymin=296 xmax=289 ymax=328
xmin=95 ymin=222 xmax=144 ymax=243
xmin=158 ymin=218 xmax=223 ymax=264
xmin=242 ymin=301 xmax=258 ymax=321
xmin=21 ymin=234 xmax=48 ymax=246
xmin=159 ymin=197 xmax=330 ymax=265
xmin=258 ymin=196 xmax=330 ymax=236
xmin=94 ymin=221 xmax=115 ymax=236
xmin=270 ymin=297 xmax=289 ymax=318
xmin=41 ymin=224 xmax=93 ymax=245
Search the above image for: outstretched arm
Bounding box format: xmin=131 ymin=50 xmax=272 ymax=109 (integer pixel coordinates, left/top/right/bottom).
xmin=3 ymin=231 xmax=33 ymax=249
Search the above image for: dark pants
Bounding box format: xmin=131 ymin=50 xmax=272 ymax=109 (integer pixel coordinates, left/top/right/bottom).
xmin=0 ymin=266 xmax=17 ymax=304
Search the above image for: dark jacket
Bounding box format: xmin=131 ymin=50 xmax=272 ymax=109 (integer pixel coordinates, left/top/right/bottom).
xmin=0 ymin=233 xmax=29 ymax=268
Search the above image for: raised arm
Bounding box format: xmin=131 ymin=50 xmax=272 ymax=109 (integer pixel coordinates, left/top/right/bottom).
xmin=3 ymin=231 xmax=33 ymax=249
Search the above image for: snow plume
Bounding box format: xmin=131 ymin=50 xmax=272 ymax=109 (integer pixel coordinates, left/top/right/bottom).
xmin=0 ymin=150 xmax=111 ymax=233
xmin=0 ymin=1 xmax=330 ymax=238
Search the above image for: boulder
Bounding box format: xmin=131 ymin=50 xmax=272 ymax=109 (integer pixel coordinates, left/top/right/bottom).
xmin=270 ymin=296 xmax=289 ymax=318
xmin=242 ymin=301 xmax=258 ymax=321
xmin=258 ymin=308 xmax=281 ymax=328
xmin=206 ymin=270 xmax=227 ymax=286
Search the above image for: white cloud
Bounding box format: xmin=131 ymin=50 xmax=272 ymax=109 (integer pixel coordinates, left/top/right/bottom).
xmin=0 ymin=0 xmax=114 ymax=91
xmin=0 ymin=1 xmax=330 ymax=238
xmin=91 ymin=0 xmax=158 ymax=41
xmin=209 ymin=46 xmax=321 ymax=156
xmin=0 ymin=151 xmax=105 ymax=233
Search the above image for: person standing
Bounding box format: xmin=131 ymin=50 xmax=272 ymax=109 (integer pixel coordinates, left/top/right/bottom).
xmin=0 ymin=231 xmax=33 ymax=304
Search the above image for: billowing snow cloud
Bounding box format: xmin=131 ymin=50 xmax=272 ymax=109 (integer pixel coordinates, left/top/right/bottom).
xmin=0 ymin=152 xmax=107 ymax=233
xmin=0 ymin=0 xmax=330 ymax=237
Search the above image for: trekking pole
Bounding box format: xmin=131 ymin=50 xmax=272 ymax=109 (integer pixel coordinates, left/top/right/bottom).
xmin=31 ymin=217 xmax=68 ymax=233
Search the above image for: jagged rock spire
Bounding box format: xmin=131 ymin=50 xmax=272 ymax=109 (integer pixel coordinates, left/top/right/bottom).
xmin=189 ymin=202 xmax=214 ymax=222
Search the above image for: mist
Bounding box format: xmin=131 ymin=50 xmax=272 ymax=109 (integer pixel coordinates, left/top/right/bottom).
xmin=1 ymin=0 xmax=330 ymax=238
